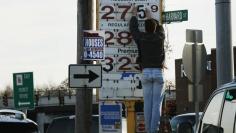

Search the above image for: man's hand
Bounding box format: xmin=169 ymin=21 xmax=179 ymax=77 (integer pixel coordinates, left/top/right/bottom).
xmin=145 ymin=8 xmax=151 ymax=19
xmin=131 ymin=6 xmax=138 ymax=16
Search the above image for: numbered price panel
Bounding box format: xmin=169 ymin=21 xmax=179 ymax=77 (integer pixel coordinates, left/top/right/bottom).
xmin=105 ymin=29 xmax=136 ymax=48
xmin=99 ymin=0 xmax=161 ymax=21
xmin=99 ymin=48 xmax=143 ymax=99
xmin=100 ymin=74 xmax=143 ymax=99
xmin=98 ymin=0 xmax=162 ymax=99
xmin=99 ymin=0 xmax=161 ymax=47
xmin=100 ymin=47 xmax=141 ymax=73
xmin=101 ymin=54 xmax=141 ymax=73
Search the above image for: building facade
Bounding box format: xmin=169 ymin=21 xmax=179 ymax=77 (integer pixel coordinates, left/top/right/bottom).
xmin=175 ymin=47 xmax=236 ymax=114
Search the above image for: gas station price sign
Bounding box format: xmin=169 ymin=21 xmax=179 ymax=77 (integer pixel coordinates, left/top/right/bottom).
xmin=98 ymin=0 xmax=162 ymax=99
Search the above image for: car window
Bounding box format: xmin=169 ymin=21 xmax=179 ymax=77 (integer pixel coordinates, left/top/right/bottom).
xmin=220 ymin=89 xmax=236 ymax=133
xmin=200 ymin=92 xmax=224 ymax=132
xmin=171 ymin=115 xmax=195 ymax=133
xmin=46 ymin=118 xmax=75 ymax=133
xmin=46 ymin=116 xmax=99 ymax=133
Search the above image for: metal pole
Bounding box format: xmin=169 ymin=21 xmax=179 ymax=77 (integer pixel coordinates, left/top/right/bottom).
xmin=191 ymin=31 xmax=199 ymax=131
xmin=76 ymin=0 xmax=93 ymax=133
xmin=215 ymin=0 xmax=233 ymax=87
xmin=192 ymin=41 xmax=199 ymax=131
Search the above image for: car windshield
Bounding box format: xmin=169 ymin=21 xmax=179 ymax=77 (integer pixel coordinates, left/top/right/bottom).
xmin=46 ymin=116 xmax=99 ymax=133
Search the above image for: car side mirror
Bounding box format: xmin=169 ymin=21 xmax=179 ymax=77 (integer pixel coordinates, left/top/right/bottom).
xmin=176 ymin=122 xmax=193 ymax=133
xmin=203 ymin=123 xmax=223 ymax=133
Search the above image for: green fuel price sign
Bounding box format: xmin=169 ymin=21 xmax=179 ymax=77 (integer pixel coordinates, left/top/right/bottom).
xmin=13 ymin=72 xmax=34 ymax=109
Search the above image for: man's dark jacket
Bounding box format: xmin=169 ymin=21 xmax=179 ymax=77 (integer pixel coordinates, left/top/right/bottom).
xmin=129 ymin=16 xmax=165 ymax=69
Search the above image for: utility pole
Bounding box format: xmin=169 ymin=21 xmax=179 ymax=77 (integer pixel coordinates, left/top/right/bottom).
xmin=76 ymin=0 xmax=93 ymax=133
xmin=215 ymin=0 xmax=233 ymax=87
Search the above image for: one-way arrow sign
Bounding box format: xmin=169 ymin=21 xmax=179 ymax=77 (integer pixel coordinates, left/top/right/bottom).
xmin=69 ymin=64 xmax=102 ymax=88
xmin=73 ymin=70 xmax=99 ymax=83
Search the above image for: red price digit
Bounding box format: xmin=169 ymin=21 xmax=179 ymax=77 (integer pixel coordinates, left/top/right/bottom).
xmin=105 ymin=31 xmax=114 ymax=46
xmin=118 ymin=56 xmax=132 ymax=71
xmin=134 ymin=56 xmax=141 ymax=71
xmin=118 ymin=5 xmax=131 ymax=20
xmin=101 ymin=5 xmax=114 ymax=20
xmin=117 ymin=31 xmax=132 ymax=45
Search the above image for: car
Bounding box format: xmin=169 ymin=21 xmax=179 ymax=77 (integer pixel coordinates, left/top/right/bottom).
xmin=177 ymin=81 xmax=236 ymax=133
xmin=46 ymin=115 xmax=99 ymax=133
xmin=46 ymin=115 xmax=128 ymax=133
xmin=170 ymin=112 xmax=202 ymax=133
xmin=0 ymin=109 xmax=38 ymax=133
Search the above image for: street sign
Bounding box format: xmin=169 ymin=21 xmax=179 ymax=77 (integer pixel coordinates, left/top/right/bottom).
xmin=162 ymin=10 xmax=188 ymax=23
xmin=99 ymin=102 xmax=122 ymax=133
xmin=13 ymin=72 xmax=34 ymax=109
xmin=83 ymin=30 xmax=105 ymax=60
xmin=69 ymin=64 xmax=102 ymax=88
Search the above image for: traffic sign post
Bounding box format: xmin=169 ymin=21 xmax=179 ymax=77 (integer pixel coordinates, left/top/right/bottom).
xmin=13 ymin=72 xmax=34 ymax=109
xmin=69 ymin=64 xmax=102 ymax=88
xmin=182 ymin=29 xmax=207 ymax=130
xmin=182 ymin=30 xmax=207 ymax=84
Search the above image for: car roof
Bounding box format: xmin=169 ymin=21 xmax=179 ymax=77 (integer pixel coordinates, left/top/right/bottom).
xmin=0 ymin=109 xmax=37 ymax=125
xmin=0 ymin=109 xmax=25 ymax=115
xmin=216 ymin=81 xmax=236 ymax=91
xmin=53 ymin=114 xmax=99 ymax=120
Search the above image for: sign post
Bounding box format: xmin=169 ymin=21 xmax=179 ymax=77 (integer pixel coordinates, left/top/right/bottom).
xmin=13 ymin=72 xmax=34 ymax=109
xmin=182 ymin=29 xmax=207 ymax=131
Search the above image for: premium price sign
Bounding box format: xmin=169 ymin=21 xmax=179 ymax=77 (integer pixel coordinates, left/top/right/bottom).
xmin=98 ymin=0 xmax=162 ymax=99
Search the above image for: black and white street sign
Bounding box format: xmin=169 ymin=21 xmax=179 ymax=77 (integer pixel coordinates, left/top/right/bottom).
xmin=69 ymin=64 xmax=102 ymax=88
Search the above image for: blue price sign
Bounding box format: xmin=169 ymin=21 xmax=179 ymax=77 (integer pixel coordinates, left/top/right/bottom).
xmin=99 ymin=102 xmax=122 ymax=133
xmin=83 ymin=30 xmax=105 ymax=60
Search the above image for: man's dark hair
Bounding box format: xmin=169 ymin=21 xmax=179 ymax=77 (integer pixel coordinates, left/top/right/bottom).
xmin=145 ymin=19 xmax=157 ymax=33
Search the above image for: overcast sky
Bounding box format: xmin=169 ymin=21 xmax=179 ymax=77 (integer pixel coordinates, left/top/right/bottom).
xmin=0 ymin=0 xmax=235 ymax=89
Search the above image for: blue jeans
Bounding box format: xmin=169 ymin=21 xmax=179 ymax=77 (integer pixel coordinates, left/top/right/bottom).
xmin=142 ymin=68 xmax=164 ymax=133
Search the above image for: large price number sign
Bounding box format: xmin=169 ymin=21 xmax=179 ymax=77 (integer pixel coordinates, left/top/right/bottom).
xmin=105 ymin=30 xmax=134 ymax=47
xmin=100 ymin=4 xmax=159 ymax=21
xmin=98 ymin=0 xmax=162 ymax=99
xmin=99 ymin=0 xmax=161 ymax=72
xmin=101 ymin=54 xmax=141 ymax=73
